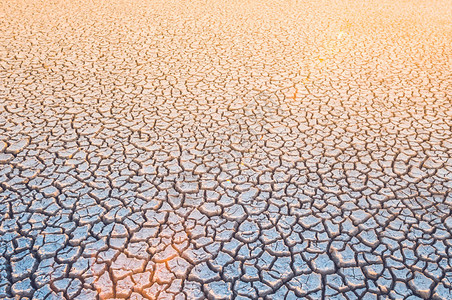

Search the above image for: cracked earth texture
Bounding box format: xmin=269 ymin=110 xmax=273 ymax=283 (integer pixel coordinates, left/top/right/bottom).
xmin=0 ymin=0 xmax=451 ymax=299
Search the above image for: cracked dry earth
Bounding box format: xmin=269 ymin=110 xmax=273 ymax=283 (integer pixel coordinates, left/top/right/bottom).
xmin=0 ymin=0 xmax=452 ymax=300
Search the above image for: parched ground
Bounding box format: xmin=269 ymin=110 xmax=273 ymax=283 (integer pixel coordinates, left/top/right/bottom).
xmin=0 ymin=0 xmax=451 ymax=299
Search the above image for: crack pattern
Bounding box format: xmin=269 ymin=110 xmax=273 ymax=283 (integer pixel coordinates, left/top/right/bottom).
xmin=0 ymin=0 xmax=451 ymax=299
